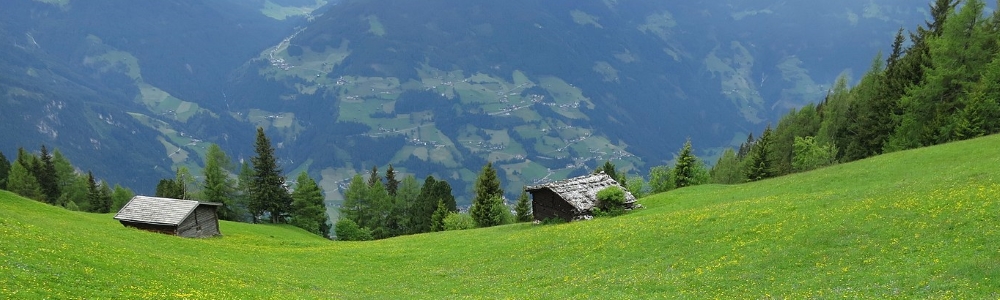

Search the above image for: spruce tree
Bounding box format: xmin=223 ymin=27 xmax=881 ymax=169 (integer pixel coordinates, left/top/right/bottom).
xmin=98 ymin=180 xmax=113 ymax=213
xmin=155 ymin=179 xmax=183 ymax=199
xmin=672 ymin=140 xmax=697 ymax=188
xmin=514 ymin=189 xmax=532 ymax=222
xmin=843 ymin=55 xmax=888 ymax=162
xmin=0 ymin=150 xmax=10 ymax=190
xmin=411 ymin=176 xmax=439 ymax=233
xmin=36 ymin=145 xmax=60 ymax=204
xmin=250 ymin=127 xmax=290 ymax=224
xmin=431 ymin=200 xmax=449 ymax=232
xmin=385 ymin=164 xmax=399 ymax=197
xmin=434 ymin=179 xmax=456 ymax=212
xmin=595 ymin=161 xmax=619 ymax=182
xmin=745 ymin=126 xmax=776 ymax=182
xmin=955 ymin=56 xmax=1000 ymax=138
xmin=471 ymin=162 xmax=504 ymax=227
xmin=86 ymin=172 xmax=108 ymax=213
xmin=291 ymin=172 xmax=330 ymax=237
xmin=367 ymin=165 xmax=380 ymax=187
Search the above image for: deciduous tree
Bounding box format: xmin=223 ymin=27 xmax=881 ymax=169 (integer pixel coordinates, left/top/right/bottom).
xmin=7 ymin=158 xmax=42 ymax=201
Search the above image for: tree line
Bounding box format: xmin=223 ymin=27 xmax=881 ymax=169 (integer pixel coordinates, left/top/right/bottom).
xmin=335 ymin=162 xmax=533 ymax=241
xmin=151 ymin=127 xmax=332 ymax=238
xmin=0 ymin=145 xmax=135 ymax=213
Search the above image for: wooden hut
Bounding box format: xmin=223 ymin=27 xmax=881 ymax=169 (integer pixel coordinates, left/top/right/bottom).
xmin=113 ymin=196 xmax=222 ymax=238
xmin=526 ymin=173 xmax=637 ymax=222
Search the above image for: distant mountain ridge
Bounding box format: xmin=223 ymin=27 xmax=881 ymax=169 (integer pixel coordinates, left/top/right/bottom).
xmin=1 ymin=0 xmax=928 ymax=205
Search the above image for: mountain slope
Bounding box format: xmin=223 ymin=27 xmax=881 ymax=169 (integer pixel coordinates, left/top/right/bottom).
xmin=0 ymin=0 xmax=313 ymax=188
xmin=228 ymin=0 xmax=929 ymax=202
xmin=3 ymin=135 xmax=999 ymax=298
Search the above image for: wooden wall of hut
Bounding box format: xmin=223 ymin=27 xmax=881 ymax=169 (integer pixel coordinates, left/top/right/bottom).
xmin=530 ymin=189 xmax=579 ymax=222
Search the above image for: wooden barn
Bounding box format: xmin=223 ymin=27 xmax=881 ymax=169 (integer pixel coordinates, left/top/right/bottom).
xmin=113 ymin=196 xmax=222 ymax=238
xmin=526 ymin=173 xmax=637 ymax=222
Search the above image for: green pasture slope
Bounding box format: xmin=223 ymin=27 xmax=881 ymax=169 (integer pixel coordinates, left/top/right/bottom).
xmin=3 ymin=136 xmax=1000 ymax=298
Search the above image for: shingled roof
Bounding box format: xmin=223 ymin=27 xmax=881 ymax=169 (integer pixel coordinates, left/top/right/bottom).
xmin=114 ymin=196 xmax=221 ymax=226
xmin=526 ymin=172 xmax=636 ymax=212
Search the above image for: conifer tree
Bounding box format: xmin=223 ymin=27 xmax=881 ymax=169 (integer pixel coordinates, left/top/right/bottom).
xmin=471 ymin=162 xmax=504 ymax=227
xmin=60 ymin=174 xmax=89 ymax=210
xmin=434 ymin=179 xmax=456 ymax=212
xmin=86 ymin=172 xmax=111 ymax=213
xmin=335 ymin=218 xmax=372 ymax=241
xmin=97 ymin=180 xmax=113 ymax=213
xmin=291 ymin=172 xmax=330 ymax=237
xmin=954 ymin=56 xmax=1000 ymax=138
xmin=710 ymin=148 xmax=745 ymax=184
xmin=340 ymin=174 xmax=369 ymax=227
xmin=155 ymin=179 xmax=183 ymax=199
xmin=514 ymin=189 xmax=532 ymax=222
xmin=385 ymin=164 xmax=399 ymax=197
xmin=411 ymin=176 xmax=438 ymax=233
xmin=51 ymin=150 xmax=77 ymax=205
xmin=648 ymin=165 xmax=673 ymax=193
xmin=0 ymin=150 xmax=10 ymax=190
xmin=366 ymin=179 xmax=392 ymax=238
xmin=35 ymin=145 xmax=60 ymax=204
xmin=595 ymin=161 xmax=620 ymax=183
xmin=843 ymin=55 xmax=888 ymax=162
xmin=672 ymin=140 xmax=697 ymax=188
xmin=175 ymin=167 xmax=195 ymax=200
xmin=431 ymin=200 xmax=449 ymax=232
xmin=234 ymin=161 xmax=254 ymax=222
xmin=745 ymin=126 xmax=776 ymax=182
xmin=367 ymin=165 xmax=380 ymax=187
xmin=892 ymin=0 xmax=991 ymax=147
xmin=110 ymin=184 xmax=135 ymax=212
xmin=203 ymin=144 xmax=237 ymax=220
xmin=7 ymin=158 xmax=43 ymax=201
xmin=250 ymin=127 xmax=291 ymax=224
xmin=390 ymin=175 xmax=420 ymax=236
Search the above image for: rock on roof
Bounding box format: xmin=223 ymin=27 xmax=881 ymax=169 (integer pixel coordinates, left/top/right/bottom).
xmin=113 ymin=196 xmax=220 ymax=226
xmin=526 ymin=173 xmax=637 ymax=211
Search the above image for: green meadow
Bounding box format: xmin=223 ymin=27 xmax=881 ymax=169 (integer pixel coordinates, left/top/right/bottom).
xmin=2 ymin=135 xmax=999 ymax=298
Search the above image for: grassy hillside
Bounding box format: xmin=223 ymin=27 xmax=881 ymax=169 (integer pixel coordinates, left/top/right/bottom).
xmin=3 ymin=135 xmax=1000 ymax=298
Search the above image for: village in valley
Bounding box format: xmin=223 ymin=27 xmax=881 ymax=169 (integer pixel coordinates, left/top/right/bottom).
xmin=258 ymin=38 xmax=642 ymax=201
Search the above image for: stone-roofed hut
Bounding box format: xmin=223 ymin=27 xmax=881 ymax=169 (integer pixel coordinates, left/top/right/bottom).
xmin=526 ymin=172 xmax=637 ymax=222
xmin=113 ymin=196 xmax=222 ymax=238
